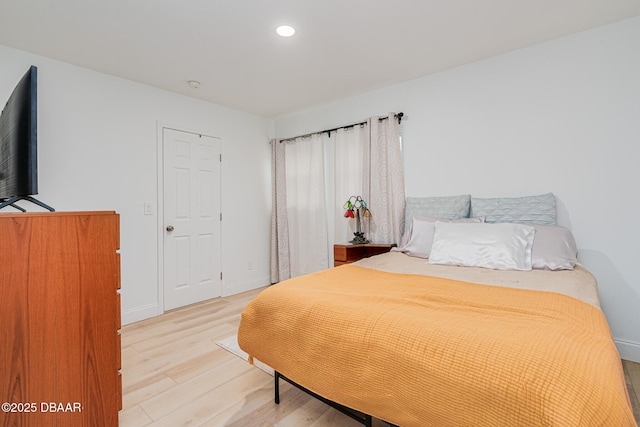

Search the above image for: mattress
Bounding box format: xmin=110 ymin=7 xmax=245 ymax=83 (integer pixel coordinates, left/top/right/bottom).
xmin=354 ymin=251 xmax=601 ymax=308
xmin=238 ymin=253 xmax=634 ymax=426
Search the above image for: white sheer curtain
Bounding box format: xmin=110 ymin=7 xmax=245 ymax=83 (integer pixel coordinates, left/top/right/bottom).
xmin=363 ymin=113 xmax=406 ymax=244
xmin=285 ymin=134 xmax=330 ymax=277
xmin=334 ymin=124 xmax=368 ymax=244
xmin=270 ymin=113 xmax=404 ymax=282
xmin=270 ymin=139 xmax=290 ymax=283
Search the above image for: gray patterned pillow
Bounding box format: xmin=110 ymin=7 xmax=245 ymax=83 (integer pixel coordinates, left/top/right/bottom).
xmin=404 ymin=195 xmax=471 ymax=230
xmin=471 ymin=193 xmax=556 ymax=225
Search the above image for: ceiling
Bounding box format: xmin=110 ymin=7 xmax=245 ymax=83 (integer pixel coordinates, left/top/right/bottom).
xmin=1 ymin=1 xmax=639 ymax=119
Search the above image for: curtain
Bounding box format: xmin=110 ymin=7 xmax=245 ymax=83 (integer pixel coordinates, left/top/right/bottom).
xmin=334 ymin=124 xmax=368 ymax=244
xmin=284 ymin=133 xmax=330 ymax=277
xmin=363 ymin=113 xmax=406 ymax=244
xmin=270 ymin=138 xmax=290 ymax=283
xmin=270 ymin=113 xmax=404 ymax=282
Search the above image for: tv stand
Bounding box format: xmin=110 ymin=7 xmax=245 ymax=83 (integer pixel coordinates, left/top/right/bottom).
xmin=0 ymin=195 xmax=55 ymax=212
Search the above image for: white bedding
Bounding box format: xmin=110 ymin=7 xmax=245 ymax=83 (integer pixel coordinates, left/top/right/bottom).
xmin=354 ymin=251 xmax=601 ymax=308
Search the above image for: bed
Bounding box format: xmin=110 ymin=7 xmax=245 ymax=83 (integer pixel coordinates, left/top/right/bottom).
xmin=238 ymin=194 xmax=636 ymax=426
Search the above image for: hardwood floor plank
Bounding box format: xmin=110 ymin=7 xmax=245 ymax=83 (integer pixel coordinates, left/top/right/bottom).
xmin=122 ymin=374 xmax=177 ymax=411
xmin=309 ymin=407 xmax=364 ymax=427
xmin=121 ymin=340 xmax=219 ymax=391
xmin=120 ymin=287 xmax=640 ymax=426
xmin=140 ymin=357 xmax=254 ymax=420
xmin=121 ymin=320 xmax=187 ymax=348
xmin=623 ymin=360 xmax=640 ymax=423
xmin=200 ymin=379 xmax=277 ymax=426
xmin=130 ymin=322 xmax=234 ymax=354
xmin=165 ymin=346 xmax=238 ymax=384
xmin=218 ymin=381 xmax=324 ymax=427
xmin=146 ymin=368 xmax=273 ymax=426
xmin=119 ymin=404 xmax=153 ymax=426
xmin=277 ymin=390 xmax=351 ymax=427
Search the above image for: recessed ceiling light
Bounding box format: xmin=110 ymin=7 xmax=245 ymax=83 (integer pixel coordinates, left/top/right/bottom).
xmin=276 ymin=25 xmax=295 ymax=37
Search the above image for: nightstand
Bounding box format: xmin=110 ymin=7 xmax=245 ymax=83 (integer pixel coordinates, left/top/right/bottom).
xmin=333 ymin=243 xmax=396 ymax=267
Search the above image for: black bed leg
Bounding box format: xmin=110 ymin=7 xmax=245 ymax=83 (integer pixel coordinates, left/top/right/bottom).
xmin=274 ymin=371 xmax=376 ymax=426
xmin=364 ymin=414 xmax=372 ymax=427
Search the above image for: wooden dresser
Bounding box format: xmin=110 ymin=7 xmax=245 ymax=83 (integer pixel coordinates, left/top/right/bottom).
xmin=334 ymin=243 xmax=396 ymax=267
xmin=0 ymin=211 xmax=121 ymax=427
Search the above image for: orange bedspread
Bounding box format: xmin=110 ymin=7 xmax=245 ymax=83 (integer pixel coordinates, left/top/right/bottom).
xmin=238 ymin=265 xmax=636 ymax=426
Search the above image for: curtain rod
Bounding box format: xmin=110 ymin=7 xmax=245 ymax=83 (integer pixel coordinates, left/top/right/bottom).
xmin=278 ymin=112 xmax=403 ymax=143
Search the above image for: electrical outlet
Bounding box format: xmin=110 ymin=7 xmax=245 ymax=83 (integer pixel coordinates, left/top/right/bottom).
xmin=248 ymin=260 xmax=253 ymax=270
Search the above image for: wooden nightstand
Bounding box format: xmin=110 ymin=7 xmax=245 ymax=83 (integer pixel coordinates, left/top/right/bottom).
xmin=334 ymin=243 xmax=396 ymax=267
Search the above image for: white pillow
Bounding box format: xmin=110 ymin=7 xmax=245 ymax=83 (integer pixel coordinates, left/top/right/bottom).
xmin=531 ymin=224 xmax=578 ymax=270
xmin=393 ymin=216 xmax=484 ymax=259
xmin=429 ymin=222 xmax=536 ymax=271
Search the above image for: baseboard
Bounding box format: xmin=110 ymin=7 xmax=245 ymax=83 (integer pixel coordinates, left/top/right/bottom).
xmin=615 ymin=338 xmax=640 ymax=363
xmin=222 ymin=277 xmax=270 ymax=297
xmin=121 ymin=302 xmax=160 ymax=326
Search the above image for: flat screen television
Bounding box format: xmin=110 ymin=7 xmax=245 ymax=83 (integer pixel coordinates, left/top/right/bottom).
xmin=0 ymin=66 xmax=53 ymax=212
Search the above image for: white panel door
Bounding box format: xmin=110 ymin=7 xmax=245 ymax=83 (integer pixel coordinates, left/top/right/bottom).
xmin=163 ymin=128 xmax=221 ymax=310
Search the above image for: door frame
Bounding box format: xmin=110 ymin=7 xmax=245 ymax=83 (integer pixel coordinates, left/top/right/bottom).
xmin=156 ymin=121 xmax=223 ymax=315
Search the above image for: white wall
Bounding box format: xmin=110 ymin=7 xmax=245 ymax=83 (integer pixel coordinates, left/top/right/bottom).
xmin=1 ymin=45 xmax=274 ymax=324
xmin=276 ymin=17 xmax=640 ymax=362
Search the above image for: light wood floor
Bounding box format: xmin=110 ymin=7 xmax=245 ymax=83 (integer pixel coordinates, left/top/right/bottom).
xmin=120 ymin=287 xmax=640 ymax=426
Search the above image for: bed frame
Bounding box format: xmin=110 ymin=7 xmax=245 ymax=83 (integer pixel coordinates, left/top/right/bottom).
xmin=274 ymin=371 xmax=399 ymax=427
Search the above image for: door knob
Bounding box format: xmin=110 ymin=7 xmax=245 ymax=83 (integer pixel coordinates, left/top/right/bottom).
xmin=166 ymin=225 xmax=174 ymax=232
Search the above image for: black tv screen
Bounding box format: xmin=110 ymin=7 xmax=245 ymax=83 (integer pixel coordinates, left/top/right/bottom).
xmin=0 ymin=66 xmax=38 ymax=200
